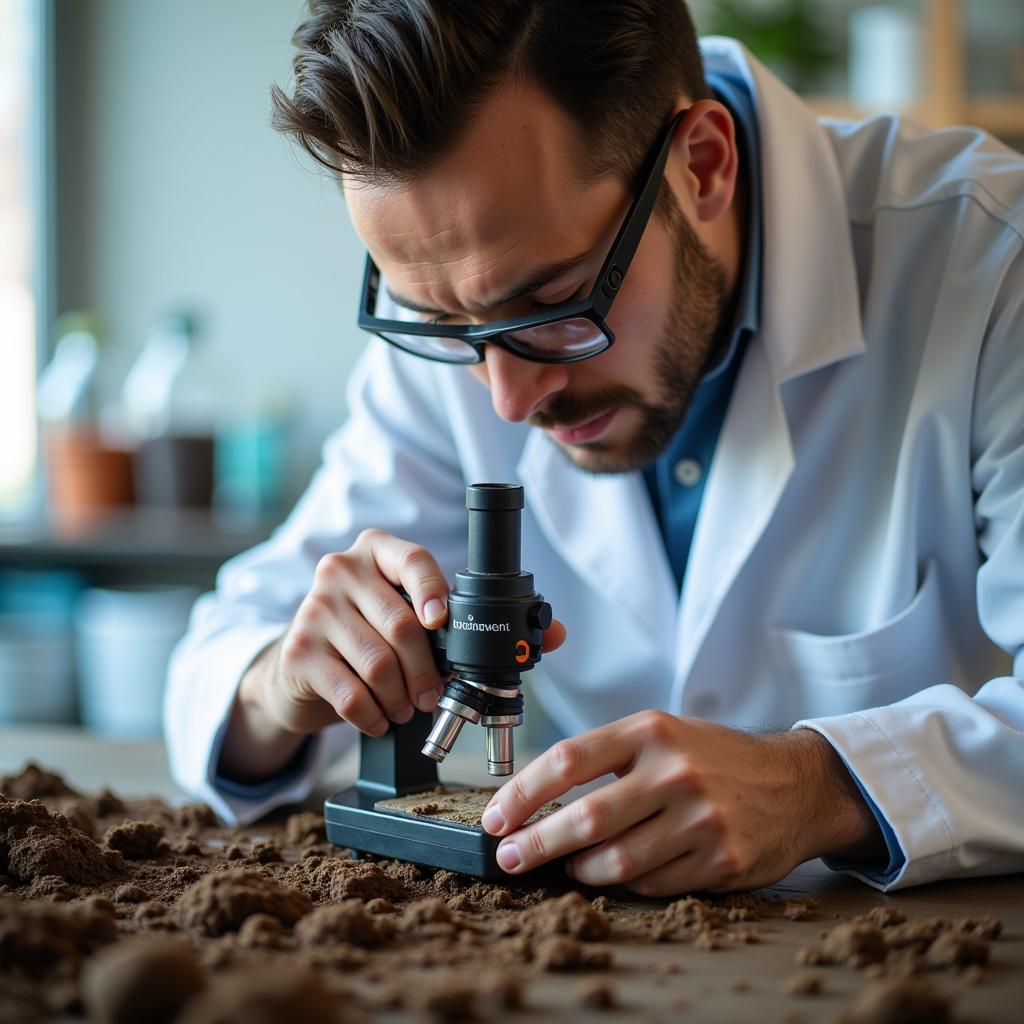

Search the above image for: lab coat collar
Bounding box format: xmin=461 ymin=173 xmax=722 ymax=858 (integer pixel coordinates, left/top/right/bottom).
xmin=700 ymin=37 xmax=867 ymax=384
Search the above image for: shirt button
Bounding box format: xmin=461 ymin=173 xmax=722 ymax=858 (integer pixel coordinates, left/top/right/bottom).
xmin=674 ymin=458 xmax=703 ymax=487
xmin=690 ymin=693 xmax=720 ymax=718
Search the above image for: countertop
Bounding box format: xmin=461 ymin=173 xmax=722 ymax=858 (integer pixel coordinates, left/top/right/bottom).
xmin=2 ymin=725 xmax=1023 ymax=1021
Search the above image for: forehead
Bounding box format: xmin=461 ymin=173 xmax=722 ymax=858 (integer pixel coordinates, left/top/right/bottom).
xmin=345 ymin=84 xmax=621 ymax=309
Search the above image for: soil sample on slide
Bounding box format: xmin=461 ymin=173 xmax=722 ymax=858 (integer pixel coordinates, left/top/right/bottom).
xmin=375 ymin=785 xmax=559 ymax=827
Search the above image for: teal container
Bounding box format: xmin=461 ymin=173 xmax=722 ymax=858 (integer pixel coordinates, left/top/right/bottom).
xmin=214 ymin=418 xmax=287 ymax=522
xmin=0 ymin=570 xmax=83 ymax=724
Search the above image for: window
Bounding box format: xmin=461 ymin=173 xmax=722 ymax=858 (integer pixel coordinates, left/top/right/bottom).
xmin=0 ymin=0 xmax=47 ymax=516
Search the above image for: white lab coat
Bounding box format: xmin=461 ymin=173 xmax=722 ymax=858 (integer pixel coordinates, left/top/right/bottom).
xmin=165 ymin=39 xmax=1024 ymax=890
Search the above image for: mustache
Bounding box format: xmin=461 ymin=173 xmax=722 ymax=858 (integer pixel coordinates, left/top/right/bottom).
xmin=529 ymin=386 xmax=648 ymax=431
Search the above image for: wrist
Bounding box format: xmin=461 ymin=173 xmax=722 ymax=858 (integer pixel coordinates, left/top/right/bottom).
xmin=238 ymin=651 xmax=276 ymax=724
xmin=238 ymin=640 xmax=299 ymax=736
xmin=792 ymin=728 xmax=888 ymax=865
xmin=219 ymin=641 xmax=306 ymax=784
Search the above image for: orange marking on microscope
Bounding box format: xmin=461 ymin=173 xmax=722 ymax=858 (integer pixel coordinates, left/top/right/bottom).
xmin=515 ymin=639 xmax=530 ymax=663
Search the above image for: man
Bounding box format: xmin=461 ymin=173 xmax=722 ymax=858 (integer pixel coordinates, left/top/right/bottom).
xmin=166 ymin=0 xmax=1024 ymax=895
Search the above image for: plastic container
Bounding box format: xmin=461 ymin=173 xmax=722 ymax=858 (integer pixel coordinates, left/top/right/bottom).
xmin=214 ymin=417 xmax=287 ymax=522
xmin=0 ymin=616 xmax=77 ymax=724
xmin=134 ymin=433 xmax=215 ymax=508
xmin=74 ymin=585 xmax=198 ymax=737
xmin=0 ymin=570 xmax=82 ymax=724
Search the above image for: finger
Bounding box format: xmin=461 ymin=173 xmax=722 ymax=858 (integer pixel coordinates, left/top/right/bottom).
xmin=322 ymin=598 xmax=414 ymax=723
xmin=492 ymin=777 xmax=663 ymax=876
xmin=541 ymin=618 xmax=567 ymax=653
xmin=353 ymin=581 xmax=445 ymax=712
xmin=482 ymin=726 xmax=636 ymax=837
xmin=362 ymin=530 xmax=450 ymax=628
xmin=565 ymin=809 xmax=690 ymax=887
xmin=624 ymin=848 xmax=731 ymax=898
xmin=301 ymin=649 xmax=390 ymax=737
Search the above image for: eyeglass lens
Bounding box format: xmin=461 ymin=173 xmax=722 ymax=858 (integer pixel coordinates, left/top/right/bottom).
xmin=374 ymin=287 xmax=609 ymax=363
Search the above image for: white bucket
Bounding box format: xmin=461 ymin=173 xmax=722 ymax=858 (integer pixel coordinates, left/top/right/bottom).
xmin=75 ymin=585 xmax=197 ymax=738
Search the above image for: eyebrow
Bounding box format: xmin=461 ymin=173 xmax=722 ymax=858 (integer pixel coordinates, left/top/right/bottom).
xmin=385 ymin=250 xmax=592 ymax=315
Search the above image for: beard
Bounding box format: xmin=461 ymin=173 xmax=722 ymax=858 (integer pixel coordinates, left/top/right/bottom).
xmin=530 ymin=190 xmax=729 ymax=475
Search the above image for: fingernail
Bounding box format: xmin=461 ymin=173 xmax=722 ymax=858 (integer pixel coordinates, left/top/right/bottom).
xmin=496 ymin=841 xmax=521 ymax=872
xmin=481 ymin=805 xmax=505 ymax=834
xmin=416 ymin=691 xmax=437 ymax=712
xmin=423 ymin=597 xmax=446 ymax=624
xmin=369 ymin=720 xmax=389 ymax=737
xmin=394 ymin=704 xmax=414 ymax=724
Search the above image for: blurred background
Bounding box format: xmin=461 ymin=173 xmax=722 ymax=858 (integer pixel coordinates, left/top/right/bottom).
xmin=0 ymin=0 xmax=1022 ymax=743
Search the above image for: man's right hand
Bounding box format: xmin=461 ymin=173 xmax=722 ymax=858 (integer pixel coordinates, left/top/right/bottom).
xmin=266 ymin=528 xmax=454 ymax=737
xmin=218 ymin=529 xmax=566 ymax=783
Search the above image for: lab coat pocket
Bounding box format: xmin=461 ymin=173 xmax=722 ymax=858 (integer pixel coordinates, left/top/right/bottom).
xmin=770 ymin=559 xmax=951 ymax=720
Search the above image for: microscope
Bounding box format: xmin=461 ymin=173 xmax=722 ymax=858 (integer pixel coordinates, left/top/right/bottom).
xmin=324 ymin=483 xmax=553 ymax=879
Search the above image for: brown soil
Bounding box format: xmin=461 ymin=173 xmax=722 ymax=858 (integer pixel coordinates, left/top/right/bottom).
xmin=103 ymin=821 xmax=168 ymax=861
xmin=0 ymin=762 xmax=1007 ymax=1022
xmin=800 ymin=909 xmax=1000 ymax=982
xmin=781 ymin=971 xmax=825 ymax=996
xmin=375 ymin=785 xmax=559 ymax=827
xmin=176 ymin=869 xmax=314 ymax=936
xmin=81 ymin=938 xmax=206 ymax=1024
xmin=575 ymin=978 xmax=619 ymax=1008
xmin=831 ymin=977 xmax=955 ymax=1024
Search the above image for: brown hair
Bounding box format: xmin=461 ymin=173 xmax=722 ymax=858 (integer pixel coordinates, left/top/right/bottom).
xmin=271 ymin=0 xmax=711 ymax=185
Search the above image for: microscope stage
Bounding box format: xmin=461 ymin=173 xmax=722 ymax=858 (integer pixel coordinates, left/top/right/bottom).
xmin=324 ymin=782 xmax=505 ymax=879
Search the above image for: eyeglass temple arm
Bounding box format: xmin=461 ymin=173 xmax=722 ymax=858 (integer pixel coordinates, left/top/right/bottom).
xmin=592 ymin=108 xmax=689 ymax=315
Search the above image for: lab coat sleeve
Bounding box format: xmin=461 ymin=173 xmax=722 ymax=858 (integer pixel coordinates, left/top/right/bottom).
xmin=164 ymin=338 xmax=467 ymax=825
xmin=794 ymin=252 xmax=1024 ymax=890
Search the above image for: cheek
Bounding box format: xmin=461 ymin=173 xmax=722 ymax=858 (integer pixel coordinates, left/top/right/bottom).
xmin=604 ymin=221 xmax=676 ymax=354
xmin=467 ymin=363 xmax=490 ymax=390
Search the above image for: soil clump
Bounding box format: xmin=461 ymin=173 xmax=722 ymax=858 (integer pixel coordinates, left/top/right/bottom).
xmin=176 ymin=869 xmax=313 ymax=935
xmin=799 ymin=908 xmax=1001 ymax=987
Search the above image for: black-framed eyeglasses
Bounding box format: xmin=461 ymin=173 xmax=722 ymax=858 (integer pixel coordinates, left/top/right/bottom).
xmin=357 ymin=107 xmax=689 ymax=365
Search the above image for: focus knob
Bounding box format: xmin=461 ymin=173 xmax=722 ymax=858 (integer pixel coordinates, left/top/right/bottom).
xmin=529 ymin=601 xmax=553 ymax=631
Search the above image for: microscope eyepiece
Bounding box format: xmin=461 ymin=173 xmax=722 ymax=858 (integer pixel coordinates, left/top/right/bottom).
xmin=466 ymin=483 xmax=524 ymax=577
xmin=465 ymin=482 xmax=524 ymax=511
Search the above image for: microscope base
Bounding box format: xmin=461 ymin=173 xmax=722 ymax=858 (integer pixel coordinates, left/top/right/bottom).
xmin=324 ymin=782 xmax=560 ymax=882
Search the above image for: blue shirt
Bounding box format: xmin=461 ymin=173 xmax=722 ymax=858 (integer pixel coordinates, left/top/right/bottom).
xmin=642 ymin=70 xmax=905 ymax=886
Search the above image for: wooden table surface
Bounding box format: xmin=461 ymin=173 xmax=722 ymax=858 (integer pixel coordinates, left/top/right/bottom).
xmin=2 ymin=725 xmax=1023 ymax=1022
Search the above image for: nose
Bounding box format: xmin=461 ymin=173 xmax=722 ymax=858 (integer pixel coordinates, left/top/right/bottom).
xmin=481 ymin=345 xmax=570 ymax=423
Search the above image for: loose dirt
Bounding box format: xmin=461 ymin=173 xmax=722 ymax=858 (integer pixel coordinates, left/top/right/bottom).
xmin=0 ymin=762 xmax=1007 ymax=1022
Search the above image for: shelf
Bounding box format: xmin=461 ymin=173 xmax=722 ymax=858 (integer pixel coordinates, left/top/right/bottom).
xmin=966 ymin=97 xmax=1024 ymax=139
xmin=0 ymin=507 xmax=275 ymax=583
xmin=806 ymin=94 xmax=1024 ymax=138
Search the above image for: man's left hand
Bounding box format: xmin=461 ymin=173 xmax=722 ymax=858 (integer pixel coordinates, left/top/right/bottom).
xmin=480 ymin=710 xmax=886 ymax=895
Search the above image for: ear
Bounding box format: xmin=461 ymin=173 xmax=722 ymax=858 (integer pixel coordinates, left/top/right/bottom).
xmin=666 ymin=100 xmax=739 ymax=225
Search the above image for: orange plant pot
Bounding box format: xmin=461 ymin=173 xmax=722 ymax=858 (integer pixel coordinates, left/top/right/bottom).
xmin=45 ymin=428 xmax=135 ymax=531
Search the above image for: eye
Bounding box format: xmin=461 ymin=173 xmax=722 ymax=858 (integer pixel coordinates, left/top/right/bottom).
xmin=423 ymin=311 xmax=471 ymax=327
xmin=534 ymin=282 xmax=589 ymax=308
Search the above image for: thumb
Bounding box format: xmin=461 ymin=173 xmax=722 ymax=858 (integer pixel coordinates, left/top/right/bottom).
xmin=541 ymin=618 xmax=567 ymax=653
